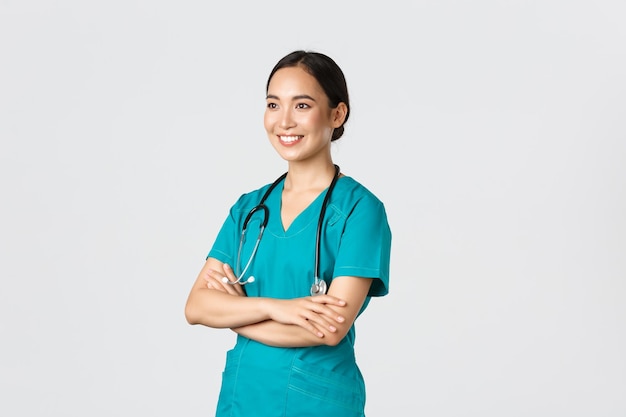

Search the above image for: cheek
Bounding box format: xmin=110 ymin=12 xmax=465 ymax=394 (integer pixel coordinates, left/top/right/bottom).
xmin=310 ymin=113 xmax=335 ymax=139
xmin=304 ymin=111 xmax=324 ymax=128
xmin=263 ymin=111 xmax=273 ymax=132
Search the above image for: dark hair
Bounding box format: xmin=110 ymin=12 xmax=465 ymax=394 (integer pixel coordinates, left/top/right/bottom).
xmin=266 ymin=50 xmax=350 ymax=141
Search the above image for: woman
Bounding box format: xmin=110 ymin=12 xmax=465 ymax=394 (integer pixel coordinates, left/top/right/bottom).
xmin=185 ymin=50 xmax=392 ymax=417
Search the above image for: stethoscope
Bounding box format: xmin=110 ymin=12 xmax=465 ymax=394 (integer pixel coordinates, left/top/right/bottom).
xmin=222 ymin=165 xmax=341 ymax=296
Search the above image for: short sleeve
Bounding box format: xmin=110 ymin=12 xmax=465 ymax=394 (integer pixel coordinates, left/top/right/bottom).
xmin=333 ymin=197 xmax=392 ymax=297
xmin=206 ymin=206 xmax=239 ymax=265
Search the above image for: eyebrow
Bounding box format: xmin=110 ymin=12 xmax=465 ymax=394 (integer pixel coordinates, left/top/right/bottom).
xmin=266 ymin=94 xmax=317 ymax=102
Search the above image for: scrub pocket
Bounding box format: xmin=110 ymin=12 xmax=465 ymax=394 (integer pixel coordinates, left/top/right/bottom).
xmin=215 ymin=347 xmax=241 ymax=416
xmin=286 ymin=357 xmax=366 ymax=417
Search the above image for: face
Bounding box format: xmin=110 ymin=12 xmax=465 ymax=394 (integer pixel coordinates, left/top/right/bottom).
xmin=264 ymin=66 xmax=346 ymax=164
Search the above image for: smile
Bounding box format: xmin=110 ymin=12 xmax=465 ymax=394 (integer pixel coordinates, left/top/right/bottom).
xmin=279 ymin=135 xmax=303 ymax=143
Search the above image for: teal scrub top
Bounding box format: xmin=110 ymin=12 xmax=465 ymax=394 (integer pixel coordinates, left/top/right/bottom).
xmin=207 ymin=175 xmax=391 ymax=417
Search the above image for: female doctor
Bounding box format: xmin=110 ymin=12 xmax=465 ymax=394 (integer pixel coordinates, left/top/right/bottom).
xmin=185 ymin=50 xmax=392 ymax=417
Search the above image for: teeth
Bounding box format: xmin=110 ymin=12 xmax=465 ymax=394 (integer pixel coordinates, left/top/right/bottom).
xmin=280 ymin=135 xmax=301 ymax=143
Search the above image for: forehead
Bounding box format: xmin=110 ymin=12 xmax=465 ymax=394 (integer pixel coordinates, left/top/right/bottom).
xmin=267 ymin=66 xmax=326 ymax=99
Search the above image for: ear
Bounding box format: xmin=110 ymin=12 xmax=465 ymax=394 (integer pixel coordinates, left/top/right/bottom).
xmin=331 ymin=102 xmax=348 ymax=128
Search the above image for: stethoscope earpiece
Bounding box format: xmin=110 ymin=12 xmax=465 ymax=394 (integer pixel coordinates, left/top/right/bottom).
xmin=222 ymin=276 xmax=255 ymax=284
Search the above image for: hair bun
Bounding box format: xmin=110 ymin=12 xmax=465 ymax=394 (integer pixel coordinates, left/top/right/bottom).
xmin=332 ymin=125 xmax=344 ymax=141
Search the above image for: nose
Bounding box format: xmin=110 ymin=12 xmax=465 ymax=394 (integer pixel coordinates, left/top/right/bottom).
xmin=279 ymin=108 xmax=296 ymax=130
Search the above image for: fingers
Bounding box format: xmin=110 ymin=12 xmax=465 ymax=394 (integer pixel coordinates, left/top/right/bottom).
xmin=307 ymin=297 xmax=346 ymax=324
xmin=326 ymin=296 xmax=347 ymax=307
xmin=310 ymin=294 xmax=347 ymax=307
xmin=203 ymin=265 xmax=244 ymax=296
xmin=293 ymin=313 xmax=332 ymax=338
xmin=310 ymin=322 xmax=327 ymax=338
xmin=290 ymin=316 xmax=325 ymax=338
xmin=292 ymin=299 xmax=347 ymax=337
xmin=222 ymin=264 xmax=246 ymax=296
xmin=203 ymin=271 xmax=225 ymax=292
xmin=300 ymin=313 xmax=339 ymax=338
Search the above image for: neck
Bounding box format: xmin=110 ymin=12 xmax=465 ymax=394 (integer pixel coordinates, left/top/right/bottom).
xmin=284 ymin=162 xmax=338 ymax=192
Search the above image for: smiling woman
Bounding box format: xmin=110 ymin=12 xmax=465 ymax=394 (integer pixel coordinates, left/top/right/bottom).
xmin=184 ymin=50 xmax=392 ymax=417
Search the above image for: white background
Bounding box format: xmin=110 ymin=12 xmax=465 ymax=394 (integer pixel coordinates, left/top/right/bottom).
xmin=1 ymin=1 xmax=625 ymax=416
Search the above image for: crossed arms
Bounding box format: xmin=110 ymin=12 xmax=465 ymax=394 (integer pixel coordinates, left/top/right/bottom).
xmin=185 ymin=257 xmax=372 ymax=347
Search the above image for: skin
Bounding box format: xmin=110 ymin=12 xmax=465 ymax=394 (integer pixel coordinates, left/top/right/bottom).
xmin=185 ymin=65 xmax=373 ymax=347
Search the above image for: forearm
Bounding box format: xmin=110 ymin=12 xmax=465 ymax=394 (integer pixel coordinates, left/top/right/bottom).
xmin=186 ymin=260 xmax=354 ymax=340
xmin=185 ymin=287 xmax=271 ymax=329
xmin=236 ymin=276 xmax=373 ymax=347
xmin=233 ymin=320 xmax=339 ymax=347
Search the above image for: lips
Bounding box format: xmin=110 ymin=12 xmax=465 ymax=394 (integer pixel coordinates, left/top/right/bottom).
xmin=278 ymin=135 xmax=303 ymax=144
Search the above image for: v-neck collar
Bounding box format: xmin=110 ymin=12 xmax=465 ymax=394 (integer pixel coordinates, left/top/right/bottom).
xmin=268 ymin=180 xmax=329 ymax=236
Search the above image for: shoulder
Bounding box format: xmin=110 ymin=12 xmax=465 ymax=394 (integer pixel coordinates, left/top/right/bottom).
xmin=333 ymin=176 xmax=386 ymax=205
xmin=330 ymin=176 xmax=388 ymax=215
xmin=230 ymin=181 xmax=277 ymax=212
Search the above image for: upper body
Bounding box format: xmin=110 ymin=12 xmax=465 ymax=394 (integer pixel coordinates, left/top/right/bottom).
xmin=202 ymin=173 xmax=390 ymax=346
xmin=184 ymin=50 xmax=392 ymax=416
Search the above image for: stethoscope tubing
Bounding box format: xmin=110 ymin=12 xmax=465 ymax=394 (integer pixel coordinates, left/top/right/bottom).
xmin=225 ymin=166 xmax=340 ymax=295
xmin=312 ymin=165 xmax=340 ymax=294
xmin=229 ymin=174 xmax=286 ymax=284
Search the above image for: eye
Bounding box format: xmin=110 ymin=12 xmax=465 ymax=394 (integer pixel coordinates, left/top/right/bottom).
xmin=266 ymin=102 xmax=278 ymax=109
xmin=296 ymin=103 xmax=310 ymax=109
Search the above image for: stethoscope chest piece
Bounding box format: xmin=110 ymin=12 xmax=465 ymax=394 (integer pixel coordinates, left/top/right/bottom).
xmin=310 ymin=279 xmax=327 ymax=296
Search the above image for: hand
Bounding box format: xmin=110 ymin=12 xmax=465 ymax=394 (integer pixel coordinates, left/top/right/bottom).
xmin=268 ymin=296 xmax=347 ymax=338
xmin=203 ymin=263 xmax=246 ymax=297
